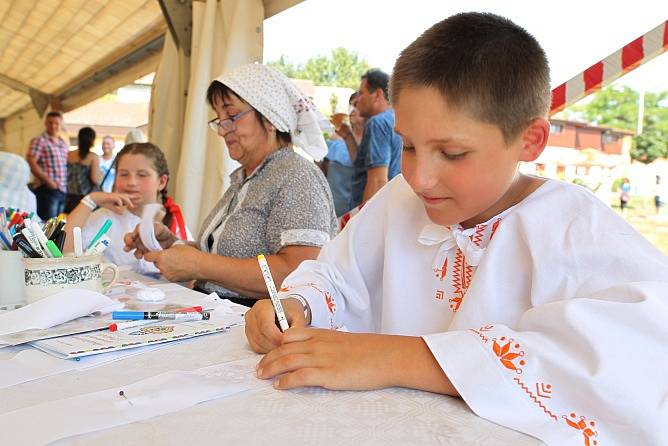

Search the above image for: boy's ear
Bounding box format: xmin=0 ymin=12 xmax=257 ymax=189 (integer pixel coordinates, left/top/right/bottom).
xmin=518 ymin=118 xmax=550 ymax=162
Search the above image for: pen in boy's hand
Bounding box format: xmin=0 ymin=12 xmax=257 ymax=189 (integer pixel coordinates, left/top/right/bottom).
xmin=257 ymin=254 xmax=289 ymax=332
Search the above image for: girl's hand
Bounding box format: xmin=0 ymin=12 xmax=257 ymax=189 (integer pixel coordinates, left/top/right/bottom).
xmin=89 ymin=192 xmax=134 ymax=214
xmin=245 ymin=299 xmax=309 ymax=353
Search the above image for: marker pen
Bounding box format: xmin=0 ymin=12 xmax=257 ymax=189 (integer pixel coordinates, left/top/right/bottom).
xmin=257 ymin=254 xmax=289 ymax=332
xmin=111 ymin=311 xmax=211 ymax=321
xmin=13 ymin=233 xmax=42 ymax=258
xmin=73 ymin=227 xmax=83 ymax=257
xmin=84 ymin=234 xmax=110 ymax=256
xmin=21 ymin=227 xmax=48 ymax=258
xmin=87 ymin=219 xmax=112 ymax=250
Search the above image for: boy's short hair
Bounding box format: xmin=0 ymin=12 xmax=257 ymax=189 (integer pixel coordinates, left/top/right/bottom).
xmin=361 ymin=69 xmax=390 ymax=101
xmin=391 ymin=12 xmax=551 ymax=142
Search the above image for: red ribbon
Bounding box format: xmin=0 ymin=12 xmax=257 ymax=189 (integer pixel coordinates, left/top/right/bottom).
xmin=164 ymin=196 xmax=187 ymax=240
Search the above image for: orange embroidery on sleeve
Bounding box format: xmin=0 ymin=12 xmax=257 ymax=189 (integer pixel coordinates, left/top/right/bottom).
xmin=513 ymin=378 xmax=558 ymax=421
xmin=563 ymin=413 xmax=599 ymax=446
xmin=469 ymin=325 xmax=493 ymax=342
xmin=492 ymin=337 xmax=526 ymax=373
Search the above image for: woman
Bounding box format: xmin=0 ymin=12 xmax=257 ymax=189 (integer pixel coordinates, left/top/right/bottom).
xmin=125 ymin=63 xmax=337 ymax=306
xmin=64 ymin=127 xmax=101 ymax=213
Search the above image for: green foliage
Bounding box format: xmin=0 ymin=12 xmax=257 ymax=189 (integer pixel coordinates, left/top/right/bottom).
xmin=329 ymin=93 xmax=339 ymax=115
xmin=562 ymin=86 xmax=668 ymax=164
xmin=267 ymin=48 xmax=371 ymax=89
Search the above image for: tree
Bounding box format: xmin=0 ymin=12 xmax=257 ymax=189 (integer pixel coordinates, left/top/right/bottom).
xmin=267 ymin=48 xmax=371 ymax=89
xmin=562 ymin=86 xmax=668 ymax=164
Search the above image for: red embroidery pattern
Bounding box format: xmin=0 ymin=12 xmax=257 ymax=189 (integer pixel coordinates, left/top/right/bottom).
xmin=492 ymin=337 xmax=526 ymax=373
xmin=280 ymin=282 xmax=336 ymax=314
xmin=490 ymin=218 xmax=501 ymax=239
xmin=449 ymin=249 xmax=466 ymax=312
xmin=472 ymin=224 xmax=486 ymax=247
xmin=434 ymin=257 xmax=448 ymax=280
xmin=435 ymin=290 xmax=445 ymax=300
xmin=513 ymin=378 xmax=558 ymax=421
xmin=563 ymin=413 xmax=599 ymax=446
xmin=469 ymin=325 xmax=493 ymax=342
xmin=471 ymin=327 xmax=603 ymax=444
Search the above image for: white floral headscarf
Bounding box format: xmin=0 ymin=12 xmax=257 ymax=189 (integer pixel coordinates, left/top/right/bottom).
xmin=215 ymin=63 xmax=329 ymax=161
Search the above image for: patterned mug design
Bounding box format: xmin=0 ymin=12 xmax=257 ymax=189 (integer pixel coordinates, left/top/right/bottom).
xmin=25 ymin=264 xmax=102 ymax=286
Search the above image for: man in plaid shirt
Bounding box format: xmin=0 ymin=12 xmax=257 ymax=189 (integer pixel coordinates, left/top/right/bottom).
xmin=26 ymin=111 xmax=69 ymax=220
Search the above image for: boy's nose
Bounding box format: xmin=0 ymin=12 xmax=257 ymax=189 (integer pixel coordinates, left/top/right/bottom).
xmin=411 ymin=155 xmax=438 ymax=191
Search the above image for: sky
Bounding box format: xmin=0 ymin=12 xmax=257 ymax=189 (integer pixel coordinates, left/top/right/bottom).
xmin=264 ymin=0 xmax=668 ymax=94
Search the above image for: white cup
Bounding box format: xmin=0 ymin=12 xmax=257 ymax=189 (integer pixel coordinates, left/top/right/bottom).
xmin=23 ymin=253 xmax=119 ymax=304
xmin=0 ymin=250 xmax=26 ymax=309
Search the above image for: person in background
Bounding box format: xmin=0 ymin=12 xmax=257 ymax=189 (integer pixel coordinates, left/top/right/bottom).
xmin=64 ymin=142 xmax=189 ymax=266
xmin=26 ymin=111 xmax=69 ymax=220
xmin=654 ymin=175 xmax=665 ymax=216
xmin=124 ymin=63 xmax=338 ymax=307
xmin=125 ymin=128 xmax=147 ymax=145
xmin=322 ymin=92 xmax=368 ymax=217
xmin=338 ymin=69 xmax=402 ymax=210
xmin=0 ymin=151 xmax=37 ymax=213
xmin=618 ymin=177 xmax=631 ymax=216
xmin=64 ymin=127 xmax=101 ymax=213
xmin=246 ymin=12 xmax=668 ymax=445
xmin=99 ymin=135 xmax=116 ymax=192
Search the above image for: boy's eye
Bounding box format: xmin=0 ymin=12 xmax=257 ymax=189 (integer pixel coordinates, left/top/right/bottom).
xmin=443 ymin=152 xmax=467 ymax=160
xmin=402 ymin=145 xmax=415 ymax=152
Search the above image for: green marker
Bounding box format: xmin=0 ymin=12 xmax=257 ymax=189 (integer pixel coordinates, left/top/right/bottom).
xmin=87 ymin=219 xmax=112 ymax=250
xmin=46 ymin=240 xmax=63 ymax=258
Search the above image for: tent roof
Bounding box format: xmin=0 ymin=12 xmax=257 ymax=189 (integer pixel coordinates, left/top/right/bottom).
xmin=0 ymin=0 xmax=303 ymax=120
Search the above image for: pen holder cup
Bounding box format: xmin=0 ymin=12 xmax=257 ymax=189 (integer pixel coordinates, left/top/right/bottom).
xmin=23 ymin=254 xmax=119 ymax=304
xmin=0 ymin=250 xmax=26 ymax=308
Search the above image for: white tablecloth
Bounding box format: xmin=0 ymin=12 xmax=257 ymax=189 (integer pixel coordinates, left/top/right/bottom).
xmin=0 ymin=276 xmax=543 ymax=446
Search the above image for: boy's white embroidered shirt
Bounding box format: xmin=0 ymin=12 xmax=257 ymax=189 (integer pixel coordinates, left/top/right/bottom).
xmin=278 ymin=175 xmax=668 ymax=445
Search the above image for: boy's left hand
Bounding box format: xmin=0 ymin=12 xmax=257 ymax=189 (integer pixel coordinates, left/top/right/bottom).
xmin=144 ymin=244 xmax=201 ymax=282
xmin=255 ymin=328 xmax=398 ymax=391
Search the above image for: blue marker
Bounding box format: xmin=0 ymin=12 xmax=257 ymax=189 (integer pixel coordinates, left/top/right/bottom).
xmin=111 ymin=311 xmax=211 ymax=321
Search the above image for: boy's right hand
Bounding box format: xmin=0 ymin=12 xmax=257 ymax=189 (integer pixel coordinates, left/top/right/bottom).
xmin=245 ymin=298 xmax=309 ymax=353
xmin=90 ymin=192 xmax=135 ymax=214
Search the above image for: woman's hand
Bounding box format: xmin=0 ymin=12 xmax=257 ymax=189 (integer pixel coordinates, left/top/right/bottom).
xmin=89 ymin=192 xmax=135 ymax=214
xmin=143 ymin=244 xmax=202 ymax=282
xmin=245 ymin=298 xmax=309 ymax=353
xmin=124 ymin=222 xmax=178 ymax=258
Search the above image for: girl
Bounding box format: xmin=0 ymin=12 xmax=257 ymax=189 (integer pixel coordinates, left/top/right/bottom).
xmin=64 ymin=142 xmax=188 ymax=266
xmin=64 ymin=127 xmax=101 ymax=213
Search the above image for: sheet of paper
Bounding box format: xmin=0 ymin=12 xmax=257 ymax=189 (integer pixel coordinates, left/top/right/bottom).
xmin=0 ymin=343 xmax=165 ymax=389
xmin=31 ymin=310 xmax=245 ymax=359
xmin=0 ymin=355 xmax=266 ymax=446
xmin=0 ymin=289 xmax=120 ymax=337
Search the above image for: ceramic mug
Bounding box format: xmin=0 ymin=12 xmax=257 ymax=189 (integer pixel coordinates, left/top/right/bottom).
xmin=0 ymin=250 xmax=26 ymax=309
xmin=23 ymin=253 xmax=119 ymax=303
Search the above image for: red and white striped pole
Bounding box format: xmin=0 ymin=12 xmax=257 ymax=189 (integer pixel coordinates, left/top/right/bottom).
xmin=550 ymin=20 xmax=668 ymax=116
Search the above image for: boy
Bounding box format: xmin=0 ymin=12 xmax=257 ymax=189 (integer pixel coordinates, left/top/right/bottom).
xmin=245 ymin=12 xmax=668 ymax=445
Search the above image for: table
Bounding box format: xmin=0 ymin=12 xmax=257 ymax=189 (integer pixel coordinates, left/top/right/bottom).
xmin=0 ymin=275 xmax=543 ymax=445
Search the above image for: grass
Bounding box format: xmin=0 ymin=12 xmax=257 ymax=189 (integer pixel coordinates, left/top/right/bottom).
xmin=612 ymin=196 xmax=668 ymax=256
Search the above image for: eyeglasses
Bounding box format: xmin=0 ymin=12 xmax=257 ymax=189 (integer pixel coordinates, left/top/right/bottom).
xmin=208 ymin=109 xmax=253 ymax=134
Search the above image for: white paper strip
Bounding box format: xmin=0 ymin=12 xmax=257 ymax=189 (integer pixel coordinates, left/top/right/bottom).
xmin=0 ymin=356 xmax=266 ymax=446
xmin=0 ymin=290 xmax=118 ymax=336
xmin=0 ymin=344 xmax=164 ymax=389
